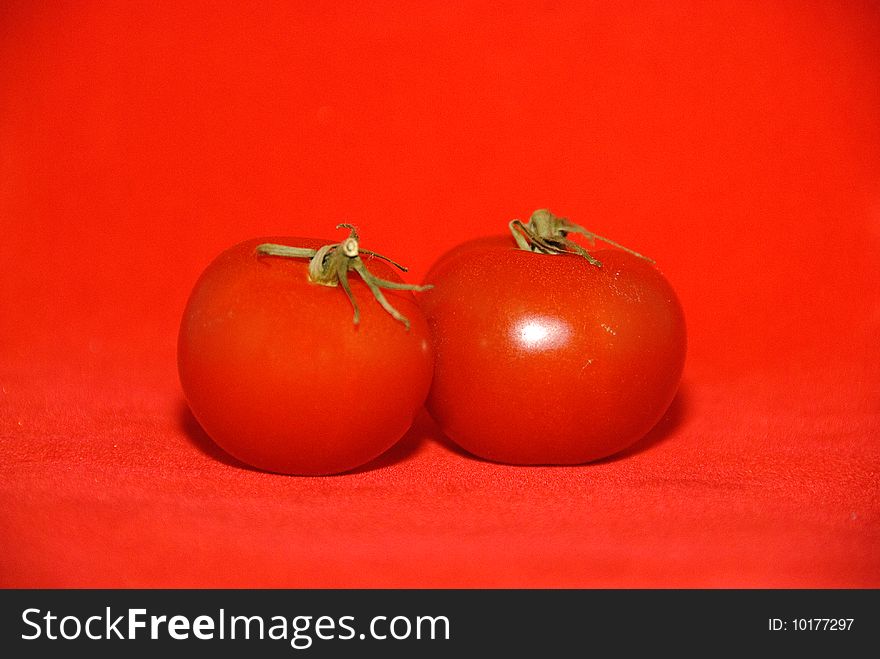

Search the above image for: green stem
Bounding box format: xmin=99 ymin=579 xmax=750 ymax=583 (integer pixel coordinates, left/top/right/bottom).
xmin=509 ymin=209 xmax=655 ymax=267
xmin=255 ymin=225 xmax=431 ymax=329
xmin=255 ymin=244 xmax=320 ymax=259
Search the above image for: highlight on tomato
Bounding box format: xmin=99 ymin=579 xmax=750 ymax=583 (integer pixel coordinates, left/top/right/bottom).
xmin=419 ymin=209 xmax=686 ymax=465
xmin=178 ymin=224 xmax=434 ymax=476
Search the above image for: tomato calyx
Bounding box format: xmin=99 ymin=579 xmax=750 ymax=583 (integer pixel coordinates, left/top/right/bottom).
xmin=509 ymin=209 xmax=655 ymax=267
xmin=256 ymin=224 xmax=431 ymax=329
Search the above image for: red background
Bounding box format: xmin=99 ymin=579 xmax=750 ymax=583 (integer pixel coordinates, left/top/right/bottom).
xmin=1 ymin=1 xmax=878 ymax=587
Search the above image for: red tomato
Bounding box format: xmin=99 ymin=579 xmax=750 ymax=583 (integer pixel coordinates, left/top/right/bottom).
xmin=178 ymin=232 xmax=433 ymax=475
xmin=419 ymin=216 xmax=686 ymax=465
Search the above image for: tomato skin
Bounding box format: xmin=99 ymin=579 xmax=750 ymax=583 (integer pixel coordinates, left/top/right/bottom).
xmin=178 ymin=237 xmax=433 ymax=475
xmin=420 ymin=236 xmax=686 ymax=464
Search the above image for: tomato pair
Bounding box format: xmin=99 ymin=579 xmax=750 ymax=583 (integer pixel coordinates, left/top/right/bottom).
xmin=178 ymin=211 xmax=686 ymax=475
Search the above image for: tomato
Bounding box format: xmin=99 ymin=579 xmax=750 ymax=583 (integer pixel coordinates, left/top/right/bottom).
xmin=419 ymin=211 xmax=686 ymax=465
xmin=178 ymin=227 xmax=434 ymax=475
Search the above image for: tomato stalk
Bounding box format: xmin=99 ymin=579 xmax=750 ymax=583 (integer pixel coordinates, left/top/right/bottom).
xmin=256 ymin=224 xmax=431 ymax=329
xmin=509 ymin=209 xmax=655 ymax=267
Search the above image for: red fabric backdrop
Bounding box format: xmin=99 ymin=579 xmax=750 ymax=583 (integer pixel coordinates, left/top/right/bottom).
xmin=1 ymin=1 xmax=878 ymax=587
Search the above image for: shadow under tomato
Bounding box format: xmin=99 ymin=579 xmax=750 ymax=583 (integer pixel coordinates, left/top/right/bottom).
xmin=178 ymin=400 xmax=428 ymax=476
xmin=425 ymin=383 xmax=690 ymax=467
xmin=344 ymin=408 xmax=432 ymax=475
xmin=178 ymin=402 xmax=254 ymax=471
xmin=595 ymin=384 xmax=689 ymax=464
xmin=421 ymin=414 xmax=478 ymax=460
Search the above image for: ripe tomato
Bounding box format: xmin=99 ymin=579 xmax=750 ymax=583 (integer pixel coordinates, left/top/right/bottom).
xmin=419 ymin=211 xmax=686 ymax=465
xmin=178 ymin=227 xmax=433 ymax=475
